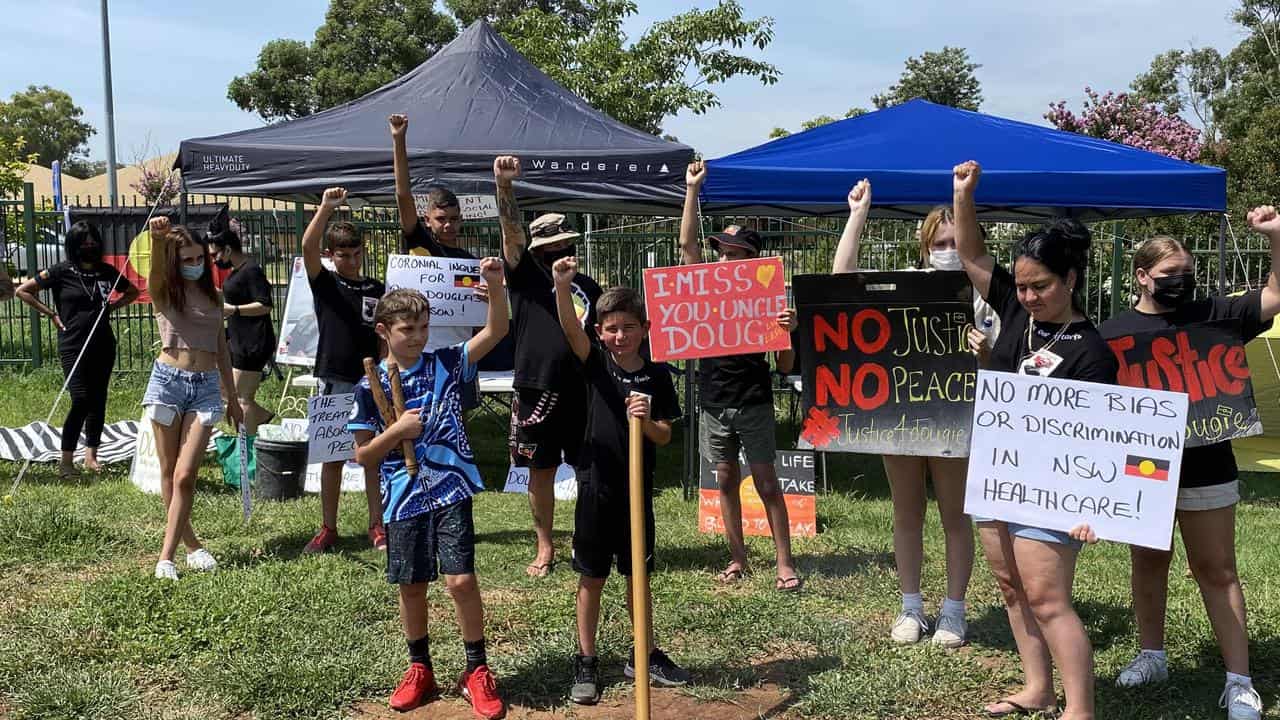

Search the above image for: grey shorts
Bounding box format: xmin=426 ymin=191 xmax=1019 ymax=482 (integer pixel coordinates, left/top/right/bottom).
xmin=699 ymin=403 xmax=777 ymax=466
xmin=1177 ymin=480 xmax=1240 ymax=512
xmin=142 ymin=361 xmax=224 ymax=427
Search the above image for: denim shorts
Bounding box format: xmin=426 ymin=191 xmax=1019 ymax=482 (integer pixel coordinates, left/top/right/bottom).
xmin=1006 ymin=522 xmax=1083 ymax=550
xmin=142 ymin=361 xmax=224 ymax=427
xmin=386 ymin=498 xmax=476 ymax=585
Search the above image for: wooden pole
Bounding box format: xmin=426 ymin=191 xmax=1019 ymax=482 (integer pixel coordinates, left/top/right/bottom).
xmin=628 ymin=413 xmax=651 ymax=720
xmin=385 ymin=361 xmax=419 ymax=478
xmin=362 ymin=358 xmax=416 ymax=477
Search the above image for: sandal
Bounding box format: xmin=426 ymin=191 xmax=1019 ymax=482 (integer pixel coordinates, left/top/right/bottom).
xmin=775 ymin=575 xmax=805 ymax=593
xmin=983 ymin=699 xmax=1058 ymax=718
xmin=526 ymin=560 xmax=555 ymax=578
xmin=716 ymin=564 xmax=749 ymax=584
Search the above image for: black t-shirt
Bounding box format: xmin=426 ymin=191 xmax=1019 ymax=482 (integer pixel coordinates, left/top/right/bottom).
xmin=578 ymin=343 xmax=681 ymax=488
xmin=1099 ymin=290 xmax=1271 ymax=488
xmin=505 ymin=250 xmax=603 ymax=391
xmin=699 ymin=354 xmax=773 ymax=409
xmin=309 ymin=269 xmax=385 ymax=382
xmin=985 ymin=263 xmax=1118 ymax=385
xmin=402 ymin=219 xmax=475 ymax=259
xmin=223 ymin=259 xmax=275 ymax=359
xmin=35 ymin=261 xmax=132 ymax=350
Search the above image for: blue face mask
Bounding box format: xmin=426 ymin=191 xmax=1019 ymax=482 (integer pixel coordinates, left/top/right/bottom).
xmin=180 ymin=264 xmax=205 ymax=281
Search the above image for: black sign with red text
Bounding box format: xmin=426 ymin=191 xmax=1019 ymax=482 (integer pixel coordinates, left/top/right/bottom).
xmin=794 ymin=271 xmax=977 ymax=457
xmin=1105 ymin=320 xmax=1262 ymax=448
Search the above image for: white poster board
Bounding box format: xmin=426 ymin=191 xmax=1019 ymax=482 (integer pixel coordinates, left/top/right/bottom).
xmin=306 ymin=394 xmax=356 ymax=464
xmin=965 ymin=370 xmax=1189 ymax=550
xmin=414 ymin=193 xmax=498 ymax=220
xmin=129 ymin=413 xmax=161 ymax=495
xmin=385 ymin=254 xmax=486 ymax=327
xmin=283 ymin=418 xmax=367 ymax=492
xmin=503 ymin=462 xmax=578 ymax=501
xmin=276 ymin=257 xmax=320 ymax=366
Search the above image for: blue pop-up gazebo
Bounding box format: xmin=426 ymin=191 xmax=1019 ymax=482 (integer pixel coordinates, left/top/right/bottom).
xmin=701 ymin=99 xmax=1225 ymax=222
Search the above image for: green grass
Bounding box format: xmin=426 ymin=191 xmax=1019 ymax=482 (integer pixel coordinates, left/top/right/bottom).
xmin=0 ymin=366 xmax=1277 ymax=719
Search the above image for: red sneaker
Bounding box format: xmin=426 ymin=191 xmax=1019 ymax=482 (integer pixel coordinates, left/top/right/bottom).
xmin=389 ymin=662 xmax=438 ymax=712
xmin=369 ymin=523 xmax=388 ymax=551
xmin=460 ymin=665 xmax=505 ymax=719
xmin=302 ymin=525 xmax=337 ymax=554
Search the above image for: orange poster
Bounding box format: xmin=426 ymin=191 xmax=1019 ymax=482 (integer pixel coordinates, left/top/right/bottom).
xmin=698 ymin=450 xmax=817 ymax=538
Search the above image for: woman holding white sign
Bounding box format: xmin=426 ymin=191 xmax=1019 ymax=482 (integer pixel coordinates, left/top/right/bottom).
xmin=954 ymin=160 xmax=1115 ymax=720
xmin=1095 ymin=211 xmax=1280 ymax=720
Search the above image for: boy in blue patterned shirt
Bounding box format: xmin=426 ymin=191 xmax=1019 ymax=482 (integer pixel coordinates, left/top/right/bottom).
xmin=348 ymin=258 xmax=507 ymax=718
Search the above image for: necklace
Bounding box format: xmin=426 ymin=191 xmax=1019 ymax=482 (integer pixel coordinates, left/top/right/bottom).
xmin=73 ymin=264 xmax=103 ymax=304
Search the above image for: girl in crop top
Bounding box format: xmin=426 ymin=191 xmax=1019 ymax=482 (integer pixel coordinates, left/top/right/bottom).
xmin=142 ymin=216 xmax=243 ymax=581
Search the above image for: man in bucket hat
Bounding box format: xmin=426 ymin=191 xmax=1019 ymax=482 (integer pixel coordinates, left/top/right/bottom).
xmin=494 ymin=156 xmax=604 ymax=578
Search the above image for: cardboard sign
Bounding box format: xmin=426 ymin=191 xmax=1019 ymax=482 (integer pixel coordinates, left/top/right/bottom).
xmin=385 ymin=254 xmax=487 ymax=327
xmin=276 ymin=257 xmax=320 ymax=366
xmin=282 ymin=418 xmax=369 ymax=492
xmin=698 ymin=450 xmax=817 ymax=538
xmin=414 ymin=193 xmax=498 ymax=220
xmin=1106 ymin=320 xmax=1262 ymax=447
xmin=965 ymin=371 xmax=1189 ymax=550
xmin=306 ymin=394 xmax=356 ymax=464
xmin=794 ymin=271 xmax=977 ymax=457
xmin=129 ymin=413 xmax=161 ymax=495
xmin=503 ymin=463 xmax=578 ymax=501
xmin=643 ymin=257 xmax=790 ymax=362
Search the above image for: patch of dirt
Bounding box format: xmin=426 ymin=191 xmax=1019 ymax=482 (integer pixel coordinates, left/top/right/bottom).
xmin=351 ymin=684 xmax=795 ymax=719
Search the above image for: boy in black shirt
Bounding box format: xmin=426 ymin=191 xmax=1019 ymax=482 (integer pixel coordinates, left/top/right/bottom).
xmin=681 ymin=161 xmax=800 ymax=591
xmin=551 ymin=256 xmax=689 ymax=704
xmin=495 ymin=156 xmax=604 ymax=577
xmin=301 ymin=187 xmax=387 ymax=554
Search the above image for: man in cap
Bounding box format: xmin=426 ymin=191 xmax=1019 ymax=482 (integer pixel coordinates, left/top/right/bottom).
xmin=494 ymin=155 xmax=604 ymax=577
xmin=682 ymin=160 xmax=802 ymax=592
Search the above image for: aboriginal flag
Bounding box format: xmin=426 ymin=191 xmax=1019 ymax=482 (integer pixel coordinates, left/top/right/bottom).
xmin=454 ymin=273 xmax=481 ymax=288
xmin=1124 ymin=455 xmax=1170 ymax=481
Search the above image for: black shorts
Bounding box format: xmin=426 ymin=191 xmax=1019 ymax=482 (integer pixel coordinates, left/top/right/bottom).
xmin=509 ymin=387 xmax=585 ymax=469
xmin=230 ymin=348 xmax=272 ymax=373
xmin=572 ymin=467 xmax=655 ymax=579
xmin=386 ymin=497 xmax=476 ymax=585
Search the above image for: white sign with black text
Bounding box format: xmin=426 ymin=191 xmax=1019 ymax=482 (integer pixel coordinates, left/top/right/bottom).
xmin=385 ymin=254 xmax=486 ymax=327
xmin=306 ymin=394 xmax=356 ymax=464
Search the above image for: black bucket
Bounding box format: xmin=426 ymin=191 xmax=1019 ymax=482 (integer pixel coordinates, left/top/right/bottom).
xmin=253 ymin=438 xmax=307 ymax=500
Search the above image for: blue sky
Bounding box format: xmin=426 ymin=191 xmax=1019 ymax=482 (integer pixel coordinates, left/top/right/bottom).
xmin=0 ymin=0 xmax=1245 ymax=165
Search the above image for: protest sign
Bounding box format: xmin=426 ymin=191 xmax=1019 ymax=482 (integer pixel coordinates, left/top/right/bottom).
xmin=1106 ymin=320 xmax=1262 ymax=447
xmin=385 ymin=254 xmax=486 ymax=327
xmin=698 ymin=450 xmax=817 ymax=538
xmin=794 ymin=271 xmax=977 ymax=457
xmin=278 ymin=419 xmax=368 ymax=492
xmin=965 ymin=370 xmax=1188 ymax=550
xmin=503 ymin=463 xmax=578 ymax=501
xmin=276 ymin=257 xmax=319 ymax=366
xmin=129 ymin=412 xmax=161 ymax=494
xmin=643 ymin=257 xmax=790 ymax=362
xmin=414 ymin=193 xmax=498 ymax=220
xmin=306 ymin=394 xmax=356 ymax=464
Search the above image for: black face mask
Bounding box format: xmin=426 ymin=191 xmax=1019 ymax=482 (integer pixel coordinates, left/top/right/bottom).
xmin=1151 ymin=272 xmax=1196 ymax=307
xmin=538 ymin=244 xmax=576 ymax=268
xmin=78 ymin=245 xmax=103 ymax=263
xmin=214 ymin=258 xmax=234 ymax=270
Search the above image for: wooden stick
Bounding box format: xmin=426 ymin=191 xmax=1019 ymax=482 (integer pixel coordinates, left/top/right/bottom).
xmin=385 ymin=361 xmax=419 ymax=478
xmin=628 ymin=412 xmax=651 ymax=720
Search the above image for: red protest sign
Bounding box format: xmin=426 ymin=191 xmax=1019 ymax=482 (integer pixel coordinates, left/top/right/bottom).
xmin=643 ymin=257 xmax=791 ymax=362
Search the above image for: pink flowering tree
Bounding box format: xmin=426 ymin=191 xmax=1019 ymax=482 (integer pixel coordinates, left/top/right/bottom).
xmin=130 ymin=161 xmax=180 ymax=206
xmin=1046 ymin=87 xmax=1203 ymax=162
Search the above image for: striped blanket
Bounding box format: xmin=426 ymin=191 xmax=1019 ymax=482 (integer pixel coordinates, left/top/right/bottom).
xmin=0 ymin=421 xmax=221 ymax=464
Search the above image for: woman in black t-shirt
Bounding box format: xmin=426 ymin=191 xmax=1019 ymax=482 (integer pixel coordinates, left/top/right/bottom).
xmin=1095 ymin=211 xmax=1280 ymax=719
xmin=208 ymin=222 xmax=276 ymax=434
xmin=954 ymin=161 xmax=1114 ymax=720
xmin=16 ymin=221 xmax=139 ymax=476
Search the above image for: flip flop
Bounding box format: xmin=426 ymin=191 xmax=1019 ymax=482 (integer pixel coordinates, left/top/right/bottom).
xmin=716 ymin=565 xmax=749 ymax=584
xmin=526 ymin=561 xmax=555 ymax=578
xmin=775 ymin=575 xmax=804 ymax=593
xmin=983 ymin=699 xmax=1058 ymax=718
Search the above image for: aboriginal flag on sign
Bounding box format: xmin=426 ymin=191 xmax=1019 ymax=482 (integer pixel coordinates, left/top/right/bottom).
xmin=1124 ymin=455 xmax=1170 ymax=481
xmin=454 ymin=274 xmax=481 ymax=288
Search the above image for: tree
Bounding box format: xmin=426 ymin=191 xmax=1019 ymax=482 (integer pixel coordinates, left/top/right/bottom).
xmin=1045 ymin=88 xmax=1203 ymax=162
xmin=229 ymin=0 xmax=458 ymax=122
xmin=1131 ymin=48 xmax=1228 ymax=142
xmin=0 ymin=135 xmax=37 ymax=198
xmin=0 ymin=85 xmax=95 ymax=167
xmin=767 ymin=107 xmax=866 ymax=139
xmin=62 ymin=159 xmax=108 ymax=179
xmin=871 ymin=47 xmax=982 ymax=110
xmin=444 ymin=0 xmax=596 ymax=31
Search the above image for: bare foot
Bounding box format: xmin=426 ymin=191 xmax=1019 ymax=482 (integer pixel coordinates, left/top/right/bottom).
xmin=982 ymin=689 xmax=1058 ymax=717
xmin=526 ymin=546 xmax=556 ymax=577
xmin=83 ymin=458 xmax=103 ymax=473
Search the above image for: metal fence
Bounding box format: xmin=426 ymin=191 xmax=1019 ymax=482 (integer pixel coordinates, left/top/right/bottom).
xmin=1 ymin=184 xmax=1271 ymax=372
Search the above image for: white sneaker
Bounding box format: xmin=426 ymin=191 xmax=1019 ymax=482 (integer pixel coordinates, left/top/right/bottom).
xmin=1220 ymin=681 xmax=1262 ymax=720
xmin=154 ymin=560 xmax=179 ymax=581
xmin=890 ymin=608 xmax=929 ymax=644
xmin=931 ymin=612 xmax=967 ymax=648
xmin=186 ymin=548 xmax=218 ymax=572
xmin=1116 ymin=652 xmax=1169 ymax=688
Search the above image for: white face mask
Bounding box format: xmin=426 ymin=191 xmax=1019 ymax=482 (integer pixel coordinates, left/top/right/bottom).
xmin=930 ymin=248 xmax=962 ymax=271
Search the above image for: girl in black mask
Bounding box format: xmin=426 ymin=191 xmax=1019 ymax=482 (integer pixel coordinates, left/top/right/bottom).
xmin=1098 ymin=210 xmax=1280 ymax=720
xmin=207 ymin=220 xmax=276 ymax=434
xmin=16 ymin=221 xmax=140 ymax=476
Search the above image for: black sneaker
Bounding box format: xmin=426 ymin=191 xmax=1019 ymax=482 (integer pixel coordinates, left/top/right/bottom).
xmin=624 ymin=648 xmax=691 ymax=688
xmin=569 ymin=654 xmax=600 ymax=705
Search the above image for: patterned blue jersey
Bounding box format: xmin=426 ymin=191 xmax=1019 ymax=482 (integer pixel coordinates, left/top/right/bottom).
xmin=348 ymin=342 xmax=482 ymax=524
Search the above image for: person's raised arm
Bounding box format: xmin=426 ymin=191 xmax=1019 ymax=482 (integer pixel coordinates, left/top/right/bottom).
xmin=304 ymin=188 xmax=346 ymax=280
xmin=494 ymin=156 xmax=524 ymax=267
xmin=147 ymin=216 xmax=176 ymax=295
xmin=550 ymin=256 xmax=590 ymax=362
xmin=389 ymin=114 xmax=418 ymax=238
xmin=679 ymin=161 xmax=707 ymax=266
xmin=465 ymin=257 xmax=510 ymax=362
xmin=833 ymin=179 xmax=871 ymax=273
xmin=1248 ymin=205 xmax=1280 ymax=321
xmin=953 ymin=161 xmax=995 ymax=300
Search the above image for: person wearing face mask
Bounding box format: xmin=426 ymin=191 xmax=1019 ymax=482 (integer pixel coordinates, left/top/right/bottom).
xmin=494 ymin=156 xmax=604 ymax=578
xmin=1095 ymin=208 xmax=1280 ymax=720
xmin=207 ymin=220 xmax=276 ymax=435
xmin=16 ymin=221 xmax=140 ymax=477
xmin=830 ymin=183 xmax=996 ymax=648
